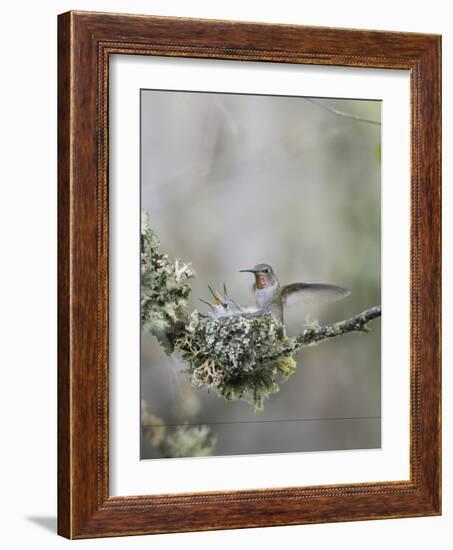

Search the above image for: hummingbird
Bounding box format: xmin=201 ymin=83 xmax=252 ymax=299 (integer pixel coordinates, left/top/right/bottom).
xmin=199 ymin=284 xmax=243 ymax=318
xmin=240 ymin=263 xmax=350 ymax=336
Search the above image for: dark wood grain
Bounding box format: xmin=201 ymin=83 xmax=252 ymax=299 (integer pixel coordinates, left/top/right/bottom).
xmin=57 ymin=11 xmax=71 ymax=538
xmin=57 ymin=10 xmax=441 ymax=539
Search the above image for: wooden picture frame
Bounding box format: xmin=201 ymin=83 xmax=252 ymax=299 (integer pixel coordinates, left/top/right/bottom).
xmin=58 ymin=10 xmax=441 ymax=539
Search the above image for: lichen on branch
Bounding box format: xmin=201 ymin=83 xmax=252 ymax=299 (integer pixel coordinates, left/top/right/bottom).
xmin=141 ymin=400 xmax=216 ymax=458
xmin=141 ymin=214 xmax=381 ymax=411
xmin=141 ymin=212 xmax=195 ymax=354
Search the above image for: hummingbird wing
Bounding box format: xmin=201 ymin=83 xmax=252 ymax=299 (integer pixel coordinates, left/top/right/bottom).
xmin=281 ymin=283 xmax=350 ymax=309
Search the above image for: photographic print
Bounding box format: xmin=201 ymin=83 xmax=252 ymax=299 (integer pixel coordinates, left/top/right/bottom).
xmin=140 ymin=89 xmax=382 ymax=460
xmin=58 ymin=13 xmax=441 ymax=537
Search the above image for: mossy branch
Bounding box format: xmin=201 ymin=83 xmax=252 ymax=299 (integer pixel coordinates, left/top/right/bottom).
xmin=141 ymin=213 xmax=381 ymax=411
xmin=262 ymin=306 xmax=381 ymax=362
xmin=141 ymin=400 xmax=216 ymax=458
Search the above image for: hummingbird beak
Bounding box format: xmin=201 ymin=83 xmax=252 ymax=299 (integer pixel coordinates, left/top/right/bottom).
xmin=239 ymin=268 xmax=258 ymax=273
xmin=208 ymin=285 xmax=223 ymax=305
xmin=199 ymin=298 xmax=213 ymax=306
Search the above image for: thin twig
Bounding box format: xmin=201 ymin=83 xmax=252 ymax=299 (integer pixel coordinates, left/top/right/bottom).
xmin=305 ymin=98 xmax=381 ymax=126
xmin=263 ymin=305 xmax=382 ymax=362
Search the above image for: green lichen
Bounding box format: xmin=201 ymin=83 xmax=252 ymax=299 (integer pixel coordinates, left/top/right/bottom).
xmin=141 ymin=212 xmax=195 ymax=354
xmin=175 ymin=314 xmax=296 ymax=411
xmin=162 ymin=426 xmax=216 ymax=458
xmin=141 ymin=400 xmax=216 ymax=458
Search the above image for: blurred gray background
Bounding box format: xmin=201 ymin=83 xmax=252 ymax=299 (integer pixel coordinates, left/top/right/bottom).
xmin=140 ymin=89 xmax=381 ymax=459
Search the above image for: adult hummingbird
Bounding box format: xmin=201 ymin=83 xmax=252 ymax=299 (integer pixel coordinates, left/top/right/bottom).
xmin=240 ymin=263 xmax=350 ymax=336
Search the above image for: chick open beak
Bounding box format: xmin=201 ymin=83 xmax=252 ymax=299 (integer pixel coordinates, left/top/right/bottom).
xmin=208 ymin=285 xmax=223 ymax=305
xmin=199 ymin=298 xmax=214 ymax=308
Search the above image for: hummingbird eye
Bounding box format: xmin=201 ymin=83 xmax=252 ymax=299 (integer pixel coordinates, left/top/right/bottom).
xmin=222 ymin=302 xmax=228 ymax=308
xmin=263 ymin=268 xmax=270 ymax=273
